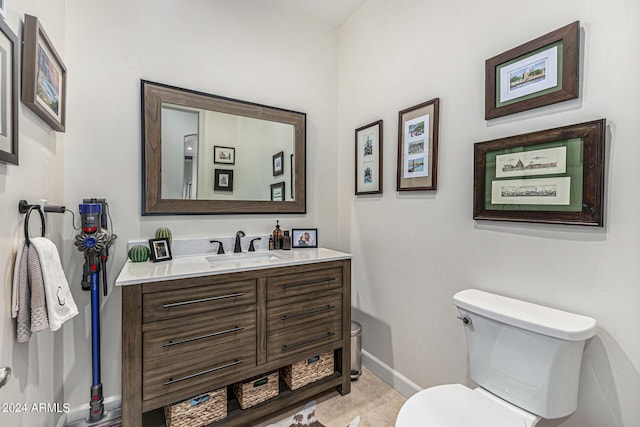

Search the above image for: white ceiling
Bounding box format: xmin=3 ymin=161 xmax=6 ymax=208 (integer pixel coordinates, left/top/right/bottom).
xmin=274 ymin=0 xmax=368 ymax=27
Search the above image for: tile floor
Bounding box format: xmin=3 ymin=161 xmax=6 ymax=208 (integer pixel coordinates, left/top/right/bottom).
xmin=252 ymin=367 xmax=406 ymax=427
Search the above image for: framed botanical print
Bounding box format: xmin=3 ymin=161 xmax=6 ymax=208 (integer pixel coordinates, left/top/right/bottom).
xmin=22 ymin=14 xmax=67 ymax=132
xmin=397 ymin=98 xmax=439 ymax=191
xmin=485 ymin=21 xmax=579 ymax=120
xmin=355 ymin=120 xmax=383 ymax=195
xmin=270 ymin=182 xmax=285 ymax=201
xmin=0 ymin=17 xmax=18 ymax=164
xmin=214 ymin=145 xmax=235 ymax=164
xmin=473 ymin=119 xmax=605 ymax=226
xmin=273 ymin=151 xmax=284 ymax=176
xmin=214 ymin=169 xmax=234 ymax=191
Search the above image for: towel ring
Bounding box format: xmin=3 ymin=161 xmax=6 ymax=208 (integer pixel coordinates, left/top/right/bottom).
xmin=24 ymin=205 xmax=45 ymax=246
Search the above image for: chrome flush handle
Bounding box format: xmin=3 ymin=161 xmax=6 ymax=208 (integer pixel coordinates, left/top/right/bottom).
xmin=457 ymin=316 xmax=472 ymax=326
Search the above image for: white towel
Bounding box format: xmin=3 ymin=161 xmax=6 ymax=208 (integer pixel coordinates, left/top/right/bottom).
xmin=28 ymin=244 xmax=50 ymax=332
xmin=29 ymin=237 xmax=79 ymax=331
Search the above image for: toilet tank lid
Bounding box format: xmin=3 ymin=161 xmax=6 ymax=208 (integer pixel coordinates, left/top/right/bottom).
xmin=453 ymin=289 xmax=596 ymax=341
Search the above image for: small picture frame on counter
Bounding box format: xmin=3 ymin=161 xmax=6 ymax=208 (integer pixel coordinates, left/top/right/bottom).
xmin=291 ymin=229 xmax=317 ymax=248
xmin=149 ymin=238 xmax=172 ymax=262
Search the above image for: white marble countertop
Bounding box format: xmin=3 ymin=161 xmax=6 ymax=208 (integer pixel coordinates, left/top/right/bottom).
xmin=115 ymin=247 xmax=352 ymax=286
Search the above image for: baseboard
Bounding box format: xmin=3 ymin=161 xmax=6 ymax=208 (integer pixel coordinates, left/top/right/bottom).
xmin=361 ymin=349 xmax=422 ymax=398
xmin=55 ymin=395 xmax=121 ymax=427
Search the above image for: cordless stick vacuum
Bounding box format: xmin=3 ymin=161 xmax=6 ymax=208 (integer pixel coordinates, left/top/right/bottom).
xmin=70 ymin=200 xmax=120 ymax=427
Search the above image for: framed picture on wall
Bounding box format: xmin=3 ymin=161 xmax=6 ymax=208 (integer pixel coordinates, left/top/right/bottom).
xmin=485 ymin=21 xmax=579 ymax=120
xmin=270 ymin=182 xmax=285 ymax=201
xmin=0 ymin=17 xmax=18 ymax=164
xmin=214 ymin=169 xmax=234 ymax=191
xmin=273 ymin=151 xmax=284 ymax=176
xmin=355 ymin=120 xmax=383 ymax=195
xmin=292 ymin=229 xmax=318 ymax=248
xmin=473 ymin=119 xmax=605 ymax=226
xmin=397 ymin=98 xmax=439 ymax=191
xmin=214 ymin=146 xmax=235 ymax=164
xmin=22 ymin=14 xmax=67 ymax=132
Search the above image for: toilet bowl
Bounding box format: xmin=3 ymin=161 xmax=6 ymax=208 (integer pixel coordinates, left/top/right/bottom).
xmin=396 ymin=384 xmax=541 ymax=427
xmin=395 ymin=289 xmax=596 ymax=426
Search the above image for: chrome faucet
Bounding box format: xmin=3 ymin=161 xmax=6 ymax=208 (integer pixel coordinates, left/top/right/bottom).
xmin=234 ymin=231 xmax=246 ymax=253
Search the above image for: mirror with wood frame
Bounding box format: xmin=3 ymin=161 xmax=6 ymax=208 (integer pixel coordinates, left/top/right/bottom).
xmin=141 ymin=80 xmax=306 ymax=215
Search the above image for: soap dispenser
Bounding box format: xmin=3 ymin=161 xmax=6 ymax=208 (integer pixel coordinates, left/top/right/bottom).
xmin=272 ymin=220 xmax=283 ymax=250
xmin=282 ymin=230 xmax=291 ymax=250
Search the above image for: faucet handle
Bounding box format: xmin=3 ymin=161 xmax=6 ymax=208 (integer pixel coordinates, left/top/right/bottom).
xmin=210 ymin=240 xmax=225 ymax=254
xmin=249 ymin=237 xmax=262 ymax=252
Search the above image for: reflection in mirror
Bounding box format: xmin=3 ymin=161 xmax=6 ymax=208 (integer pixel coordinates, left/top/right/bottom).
xmin=142 ymin=80 xmax=306 ymax=215
xmin=161 ymin=105 xmax=295 ymax=201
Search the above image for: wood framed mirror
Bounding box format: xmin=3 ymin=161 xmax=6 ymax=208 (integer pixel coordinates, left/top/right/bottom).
xmin=141 ymin=80 xmax=306 ymax=215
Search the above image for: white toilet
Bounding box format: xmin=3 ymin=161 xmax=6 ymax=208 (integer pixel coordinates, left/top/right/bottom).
xmin=396 ymin=289 xmax=596 ymax=426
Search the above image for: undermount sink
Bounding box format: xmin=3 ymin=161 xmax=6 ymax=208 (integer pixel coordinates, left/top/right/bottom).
xmin=205 ymin=251 xmax=287 ymax=267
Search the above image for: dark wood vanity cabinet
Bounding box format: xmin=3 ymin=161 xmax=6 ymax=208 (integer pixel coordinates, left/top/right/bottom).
xmin=122 ymin=259 xmax=351 ymax=427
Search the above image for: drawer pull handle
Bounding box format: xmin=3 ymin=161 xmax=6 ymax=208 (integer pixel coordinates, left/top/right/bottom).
xmin=163 ymin=359 xmax=244 ymax=386
xmin=162 ymin=292 xmax=245 ymax=309
xmin=162 ymin=326 xmax=245 ymax=347
xmin=281 ymin=277 xmax=336 ymax=290
xmin=281 ymin=305 xmax=336 ymax=321
xmin=281 ymin=332 xmax=335 ymax=352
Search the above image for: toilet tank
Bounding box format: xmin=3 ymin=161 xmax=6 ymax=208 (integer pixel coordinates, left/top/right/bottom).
xmin=453 ymin=289 xmax=596 ymax=419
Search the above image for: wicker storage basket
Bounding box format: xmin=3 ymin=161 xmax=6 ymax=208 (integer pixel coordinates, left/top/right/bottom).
xmin=282 ymin=352 xmax=334 ymax=391
xmin=232 ymin=371 xmax=279 ymax=409
xmin=164 ymin=388 xmax=227 ymax=427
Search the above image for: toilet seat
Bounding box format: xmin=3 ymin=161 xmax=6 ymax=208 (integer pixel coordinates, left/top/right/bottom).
xmin=395 ymin=384 xmax=541 ymax=427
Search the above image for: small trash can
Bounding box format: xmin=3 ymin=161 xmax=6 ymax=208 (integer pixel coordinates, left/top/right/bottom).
xmin=350 ymin=321 xmax=362 ymax=380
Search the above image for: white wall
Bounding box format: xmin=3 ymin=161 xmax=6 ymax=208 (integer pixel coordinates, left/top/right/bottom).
xmin=338 ymin=1 xmax=639 ymax=426
xmin=62 ymin=0 xmax=339 ymax=417
xmin=0 ymin=3 xmax=67 ymax=426
xmin=199 ymin=113 xmax=294 ymax=201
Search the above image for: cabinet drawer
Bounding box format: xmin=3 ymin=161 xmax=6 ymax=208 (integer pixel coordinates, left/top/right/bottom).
xmin=267 ymin=292 xmax=342 ymax=334
xmin=267 ymin=308 xmax=342 ymax=362
xmin=143 ymin=336 xmax=256 ymax=402
xmin=267 ymin=267 xmax=342 ymax=301
xmin=143 ymin=311 xmax=256 ymax=362
xmin=143 ymin=280 xmax=256 ymax=322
